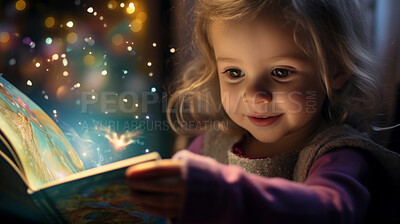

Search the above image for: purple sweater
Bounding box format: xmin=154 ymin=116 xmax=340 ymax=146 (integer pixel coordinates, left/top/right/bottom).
xmin=172 ymin=134 xmax=374 ymax=224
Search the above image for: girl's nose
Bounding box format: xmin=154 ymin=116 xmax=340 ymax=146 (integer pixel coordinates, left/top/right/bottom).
xmin=243 ymin=83 xmax=272 ymax=105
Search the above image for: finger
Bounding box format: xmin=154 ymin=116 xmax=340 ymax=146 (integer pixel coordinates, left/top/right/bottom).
xmin=128 ymin=176 xmax=185 ymax=194
xmin=125 ymin=160 xmax=182 ymax=179
xmin=130 ymin=191 xmax=184 ymax=209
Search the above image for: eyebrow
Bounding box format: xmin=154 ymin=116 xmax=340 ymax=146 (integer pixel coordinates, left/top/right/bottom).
xmin=216 ymin=54 xmax=309 ymax=63
xmin=216 ymin=57 xmax=241 ymax=63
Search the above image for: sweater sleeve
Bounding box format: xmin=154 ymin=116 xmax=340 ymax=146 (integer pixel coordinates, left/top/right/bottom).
xmin=172 ymin=148 xmax=371 ymax=224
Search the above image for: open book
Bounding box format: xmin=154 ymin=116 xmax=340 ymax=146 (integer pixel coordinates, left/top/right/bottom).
xmin=0 ymin=77 xmax=168 ymax=224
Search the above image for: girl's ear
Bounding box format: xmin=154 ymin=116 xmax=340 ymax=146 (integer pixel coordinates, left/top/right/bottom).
xmin=332 ymin=73 xmax=351 ymax=90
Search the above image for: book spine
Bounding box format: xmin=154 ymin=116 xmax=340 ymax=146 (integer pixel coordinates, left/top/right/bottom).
xmin=30 ymin=190 xmax=66 ymax=224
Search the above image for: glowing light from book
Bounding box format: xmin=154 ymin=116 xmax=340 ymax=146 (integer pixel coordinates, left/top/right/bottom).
xmin=66 ymin=21 xmax=74 ymax=28
xmin=27 ymin=80 xmax=32 ymax=86
xmin=35 ymin=62 xmax=41 ymax=67
xmin=45 ymin=17 xmax=55 ymax=28
xmin=97 ymin=126 xmax=140 ymax=151
xmin=126 ymin=3 xmax=135 ymax=14
xmin=15 ymin=0 xmax=26 ymax=11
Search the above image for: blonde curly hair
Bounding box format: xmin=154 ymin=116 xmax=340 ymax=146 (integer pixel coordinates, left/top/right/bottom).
xmin=167 ymin=0 xmax=380 ymax=136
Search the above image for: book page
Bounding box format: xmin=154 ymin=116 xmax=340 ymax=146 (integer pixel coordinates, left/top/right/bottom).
xmin=0 ymin=77 xmax=85 ymax=190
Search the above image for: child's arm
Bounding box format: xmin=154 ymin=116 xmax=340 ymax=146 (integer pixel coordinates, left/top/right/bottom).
xmin=126 ymin=148 xmax=371 ymax=223
xmin=171 ymin=149 xmax=371 ymax=224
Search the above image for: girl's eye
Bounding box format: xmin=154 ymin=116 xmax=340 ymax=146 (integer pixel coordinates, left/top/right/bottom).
xmin=222 ymin=69 xmax=245 ymax=79
xmin=271 ymin=68 xmax=293 ymax=79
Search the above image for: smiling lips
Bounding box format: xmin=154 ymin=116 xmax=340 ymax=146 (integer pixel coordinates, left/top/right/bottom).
xmin=247 ymin=114 xmax=283 ymax=126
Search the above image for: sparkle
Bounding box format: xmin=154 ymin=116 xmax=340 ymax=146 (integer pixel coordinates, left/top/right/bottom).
xmin=53 ymin=110 xmax=57 ymax=114
xmin=145 ymin=149 xmax=149 ymax=153
xmin=135 ymin=103 xmax=139 ymax=107
xmin=123 ymin=98 xmax=128 ymax=103
xmin=87 ymin=7 xmax=94 ymax=13
xmin=91 ymin=95 xmax=96 ymax=100
xmin=52 ymin=54 xmax=59 ymax=61
xmin=170 ymin=48 xmax=176 ymax=53
xmin=145 ymin=116 xmax=150 ymax=119
xmin=127 ymin=46 xmax=133 ymax=51
xmin=120 ymin=3 xmax=125 ymax=8
xmin=8 ymin=58 xmax=16 ymax=66
xmin=101 ymin=70 xmax=108 ymax=76
xmin=151 ymin=87 xmax=156 ymax=93
xmin=44 ymin=95 xmax=49 ymax=99
xmin=66 ymin=21 xmax=74 ymax=28
xmin=149 ymin=72 xmax=154 ymax=77
xmin=35 ymin=62 xmax=41 ymax=67
xmin=27 ymin=80 xmax=32 ymax=86
xmin=45 ymin=37 xmax=53 ymax=45
xmin=147 ymin=62 xmax=152 ymax=67
xmin=152 ymin=43 xmax=157 ymax=47
xmin=135 ymin=115 xmax=139 ymax=119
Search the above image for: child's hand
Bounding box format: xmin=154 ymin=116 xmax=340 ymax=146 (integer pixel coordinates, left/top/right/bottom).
xmin=125 ymin=159 xmax=186 ymax=218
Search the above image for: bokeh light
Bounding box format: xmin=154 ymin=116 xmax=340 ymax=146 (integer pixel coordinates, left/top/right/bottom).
xmin=107 ymin=0 xmax=117 ymax=10
xmin=0 ymin=32 xmax=10 ymax=43
xmin=126 ymin=3 xmax=136 ymax=14
xmin=130 ymin=19 xmax=142 ymax=32
xmin=83 ymin=54 xmax=95 ymax=66
xmin=15 ymin=0 xmax=26 ymax=11
xmin=45 ymin=17 xmax=55 ymax=28
xmin=66 ymin=32 xmax=78 ymax=44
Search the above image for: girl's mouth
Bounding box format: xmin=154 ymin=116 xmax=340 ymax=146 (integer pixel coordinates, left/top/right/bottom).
xmin=247 ymin=114 xmax=283 ymax=126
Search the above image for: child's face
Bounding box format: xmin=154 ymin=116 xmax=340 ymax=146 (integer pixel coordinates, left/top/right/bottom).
xmin=210 ymin=14 xmax=326 ymax=144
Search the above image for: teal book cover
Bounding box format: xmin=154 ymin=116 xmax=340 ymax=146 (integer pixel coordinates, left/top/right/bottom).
xmin=0 ymin=76 xmax=168 ymax=224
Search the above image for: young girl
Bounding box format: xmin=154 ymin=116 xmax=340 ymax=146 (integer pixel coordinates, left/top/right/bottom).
xmin=126 ymin=0 xmax=400 ymax=223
